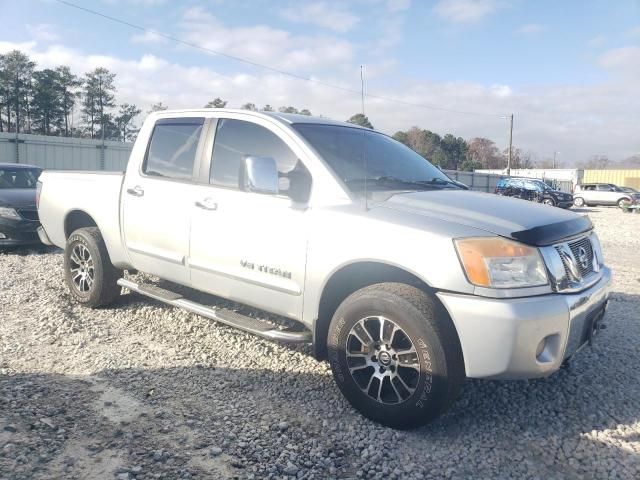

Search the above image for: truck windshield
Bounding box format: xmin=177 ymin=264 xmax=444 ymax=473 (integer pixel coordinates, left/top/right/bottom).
xmin=292 ymin=124 xmax=458 ymax=192
xmin=0 ymin=168 xmax=42 ymax=189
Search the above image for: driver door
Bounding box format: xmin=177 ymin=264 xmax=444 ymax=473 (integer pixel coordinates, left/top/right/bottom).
xmin=188 ymin=116 xmax=310 ymax=320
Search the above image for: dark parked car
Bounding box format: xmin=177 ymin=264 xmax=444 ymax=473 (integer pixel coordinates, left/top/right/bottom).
xmin=0 ymin=163 xmax=43 ymax=246
xmin=495 ymin=177 xmax=573 ymax=208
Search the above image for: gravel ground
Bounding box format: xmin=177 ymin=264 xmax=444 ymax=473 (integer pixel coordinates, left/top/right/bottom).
xmin=1 ymin=206 xmax=639 ymax=480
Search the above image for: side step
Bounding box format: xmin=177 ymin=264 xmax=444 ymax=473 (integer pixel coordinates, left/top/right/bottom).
xmin=117 ymin=278 xmax=312 ymax=344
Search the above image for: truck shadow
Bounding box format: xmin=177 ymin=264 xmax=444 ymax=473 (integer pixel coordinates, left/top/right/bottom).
xmin=2 ymin=294 xmax=638 ymax=478
xmin=0 ymin=244 xmax=60 ymax=256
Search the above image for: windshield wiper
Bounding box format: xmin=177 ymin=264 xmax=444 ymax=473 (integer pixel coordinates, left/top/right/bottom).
xmin=415 ymin=178 xmax=462 ymax=188
xmin=345 ymin=176 xmax=451 ymax=190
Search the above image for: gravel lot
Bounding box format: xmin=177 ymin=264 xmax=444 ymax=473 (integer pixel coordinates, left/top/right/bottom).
xmin=1 ymin=206 xmax=639 ymax=480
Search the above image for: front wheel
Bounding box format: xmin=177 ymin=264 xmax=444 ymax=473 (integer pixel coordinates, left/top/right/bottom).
xmin=64 ymin=227 xmax=122 ymax=308
xmin=618 ymin=198 xmax=630 ymax=209
xmin=542 ymin=198 xmax=555 ymax=206
xmin=573 ymin=197 xmax=585 ymax=207
xmin=327 ymin=283 xmax=465 ymax=429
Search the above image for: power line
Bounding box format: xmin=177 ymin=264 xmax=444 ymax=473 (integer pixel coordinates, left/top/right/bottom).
xmin=54 ymin=0 xmax=505 ymax=118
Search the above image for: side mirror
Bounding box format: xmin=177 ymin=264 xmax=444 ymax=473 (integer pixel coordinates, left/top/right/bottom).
xmin=241 ymin=156 xmax=279 ymax=195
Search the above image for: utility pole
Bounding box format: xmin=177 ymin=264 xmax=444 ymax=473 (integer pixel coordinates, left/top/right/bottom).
xmin=99 ymin=76 xmax=106 ymax=170
xmin=14 ymin=71 xmax=20 ymax=164
xmin=506 ymin=113 xmax=513 ymax=176
xmin=553 ymin=151 xmax=559 ymax=169
xmin=360 ymin=65 xmax=365 ymax=115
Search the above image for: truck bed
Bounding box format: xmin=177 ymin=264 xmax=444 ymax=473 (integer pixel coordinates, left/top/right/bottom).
xmin=38 ymin=170 xmax=130 ymax=267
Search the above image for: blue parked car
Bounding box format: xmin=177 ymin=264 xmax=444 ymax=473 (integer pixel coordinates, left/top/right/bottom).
xmin=495 ymin=177 xmax=573 ymax=209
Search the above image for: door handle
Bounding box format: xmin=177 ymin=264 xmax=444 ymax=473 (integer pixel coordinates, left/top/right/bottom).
xmin=126 ymin=186 xmax=144 ymax=197
xmin=195 ymin=198 xmax=218 ymax=211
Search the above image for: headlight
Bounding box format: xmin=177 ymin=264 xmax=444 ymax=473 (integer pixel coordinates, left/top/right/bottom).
xmin=0 ymin=207 xmax=20 ymax=219
xmin=454 ymin=237 xmax=548 ymax=288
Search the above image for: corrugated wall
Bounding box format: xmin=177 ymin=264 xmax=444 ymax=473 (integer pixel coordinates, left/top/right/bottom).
xmin=0 ymin=132 xmax=133 ymax=171
xmin=583 ymin=170 xmax=640 ymax=189
xmin=444 ymin=170 xmax=505 ymax=192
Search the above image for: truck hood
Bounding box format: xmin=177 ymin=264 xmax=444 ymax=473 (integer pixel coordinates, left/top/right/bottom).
xmin=381 ymin=190 xmax=592 ymax=246
xmin=0 ymin=188 xmax=37 ymax=208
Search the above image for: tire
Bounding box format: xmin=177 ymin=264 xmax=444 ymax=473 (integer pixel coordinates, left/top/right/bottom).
xmin=573 ymin=197 xmax=585 ymax=207
xmin=327 ymin=283 xmax=465 ymax=429
xmin=542 ymin=198 xmax=555 ymax=207
xmin=618 ymin=198 xmax=630 ymax=209
xmin=64 ymin=227 xmax=122 ymax=308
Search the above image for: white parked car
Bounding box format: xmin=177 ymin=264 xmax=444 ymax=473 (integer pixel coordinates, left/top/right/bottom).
xmin=573 ymin=183 xmax=639 ymax=208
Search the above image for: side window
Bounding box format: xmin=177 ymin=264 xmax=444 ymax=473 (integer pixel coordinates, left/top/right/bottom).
xmin=210 ymin=119 xmax=300 ymax=189
xmin=584 ymin=185 xmax=595 ymax=191
xmin=144 ymin=119 xmax=203 ymax=180
xmin=596 ymin=184 xmax=611 ymax=191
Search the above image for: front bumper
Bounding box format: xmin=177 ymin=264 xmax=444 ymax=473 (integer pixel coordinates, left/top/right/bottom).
xmin=0 ymin=217 xmax=41 ymax=246
xmin=437 ymin=266 xmax=611 ymax=380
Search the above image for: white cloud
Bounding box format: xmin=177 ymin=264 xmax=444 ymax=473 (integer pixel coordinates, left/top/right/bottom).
xmin=131 ymin=31 xmax=168 ymax=45
xmin=434 ymin=0 xmax=501 ymax=24
xmin=626 ymin=26 xmax=640 ymax=38
xmin=280 ymin=2 xmax=360 ymax=32
xmin=587 ymin=35 xmax=606 ymax=47
xmin=1 ymin=37 xmax=638 ymax=163
xmin=179 ymin=7 xmax=355 ymax=72
xmin=387 ymin=0 xmax=411 ymax=12
xmin=26 ymin=24 xmax=60 ymax=42
xmin=598 ymin=46 xmax=640 ymax=78
xmin=515 ymin=23 xmax=545 ymax=35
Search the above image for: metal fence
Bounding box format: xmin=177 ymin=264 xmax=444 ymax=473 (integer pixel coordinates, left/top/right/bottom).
xmin=0 ymin=132 xmax=133 ymax=171
xmin=444 ymin=170 xmax=505 ymax=192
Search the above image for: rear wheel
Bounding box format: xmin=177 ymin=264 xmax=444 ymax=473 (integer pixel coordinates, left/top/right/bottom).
xmin=573 ymin=197 xmax=585 ymax=207
xmin=64 ymin=227 xmax=122 ymax=308
xmin=327 ymin=283 xmax=465 ymax=429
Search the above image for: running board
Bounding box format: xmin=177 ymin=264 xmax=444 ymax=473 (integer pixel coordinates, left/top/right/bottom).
xmin=117 ymin=278 xmax=312 ymax=344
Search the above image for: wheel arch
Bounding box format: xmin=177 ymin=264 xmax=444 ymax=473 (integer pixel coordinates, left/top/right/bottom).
xmin=64 ymin=210 xmax=98 ymax=239
xmin=312 ymin=260 xmax=443 ymax=360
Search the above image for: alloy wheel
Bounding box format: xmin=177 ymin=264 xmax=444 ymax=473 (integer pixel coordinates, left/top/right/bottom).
xmin=345 ymin=316 xmax=421 ymax=405
xmin=69 ymin=244 xmax=94 ymax=293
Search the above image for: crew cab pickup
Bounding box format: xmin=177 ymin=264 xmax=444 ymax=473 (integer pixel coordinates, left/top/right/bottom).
xmin=37 ymin=110 xmax=611 ymax=428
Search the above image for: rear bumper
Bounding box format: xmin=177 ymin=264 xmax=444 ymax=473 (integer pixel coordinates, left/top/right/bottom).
xmin=0 ymin=218 xmax=41 ymax=246
xmin=437 ymin=267 xmax=611 ymax=379
xmin=37 ymin=226 xmax=54 ymax=245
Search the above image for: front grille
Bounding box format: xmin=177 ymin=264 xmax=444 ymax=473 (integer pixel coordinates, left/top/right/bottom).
xmin=568 ymin=237 xmax=594 ymax=277
xmin=552 ymin=235 xmax=596 ymax=289
xmin=18 ymin=209 xmax=39 ymax=222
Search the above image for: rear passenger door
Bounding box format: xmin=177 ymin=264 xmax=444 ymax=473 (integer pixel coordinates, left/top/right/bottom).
xmin=188 ymin=117 xmax=310 ymax=320
xmin=595 ymin=184 xmax=615 ymax=204
xmin=122 ymin=117 xmax=206 ymax=285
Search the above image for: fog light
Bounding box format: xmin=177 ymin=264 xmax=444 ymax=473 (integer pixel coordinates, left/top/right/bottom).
xmin=536 ymin=334 xmax=560 ymax=363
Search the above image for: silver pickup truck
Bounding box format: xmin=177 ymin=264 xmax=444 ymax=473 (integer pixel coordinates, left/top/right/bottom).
xmin=37 ymin=109 xmax=611 ymax=428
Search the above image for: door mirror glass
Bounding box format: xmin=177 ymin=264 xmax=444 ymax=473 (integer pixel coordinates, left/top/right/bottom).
xmin=241 ymin=156 xmax=279 ymax=195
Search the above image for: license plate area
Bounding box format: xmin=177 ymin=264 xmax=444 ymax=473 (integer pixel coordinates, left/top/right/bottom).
xmin=564 ymin=302 xmax=607 ymax=359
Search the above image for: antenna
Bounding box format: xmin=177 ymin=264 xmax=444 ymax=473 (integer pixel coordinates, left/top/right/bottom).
xmin=361 ymin=65 xmax=368 ymax=211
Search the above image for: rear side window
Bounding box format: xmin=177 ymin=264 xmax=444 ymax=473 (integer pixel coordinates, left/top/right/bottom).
xmin=210 ymin=119 xmax=298 ymax=188
xmin=144 ymin=118 xmax=204 ymax=180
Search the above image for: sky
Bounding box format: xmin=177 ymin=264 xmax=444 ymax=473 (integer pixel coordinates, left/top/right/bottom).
xmin=1 ymin=0 xmax=639 ymax=165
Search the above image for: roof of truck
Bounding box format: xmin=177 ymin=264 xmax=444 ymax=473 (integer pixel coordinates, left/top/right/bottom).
xmin=151 ymin=108 xmax=368 ymax=130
